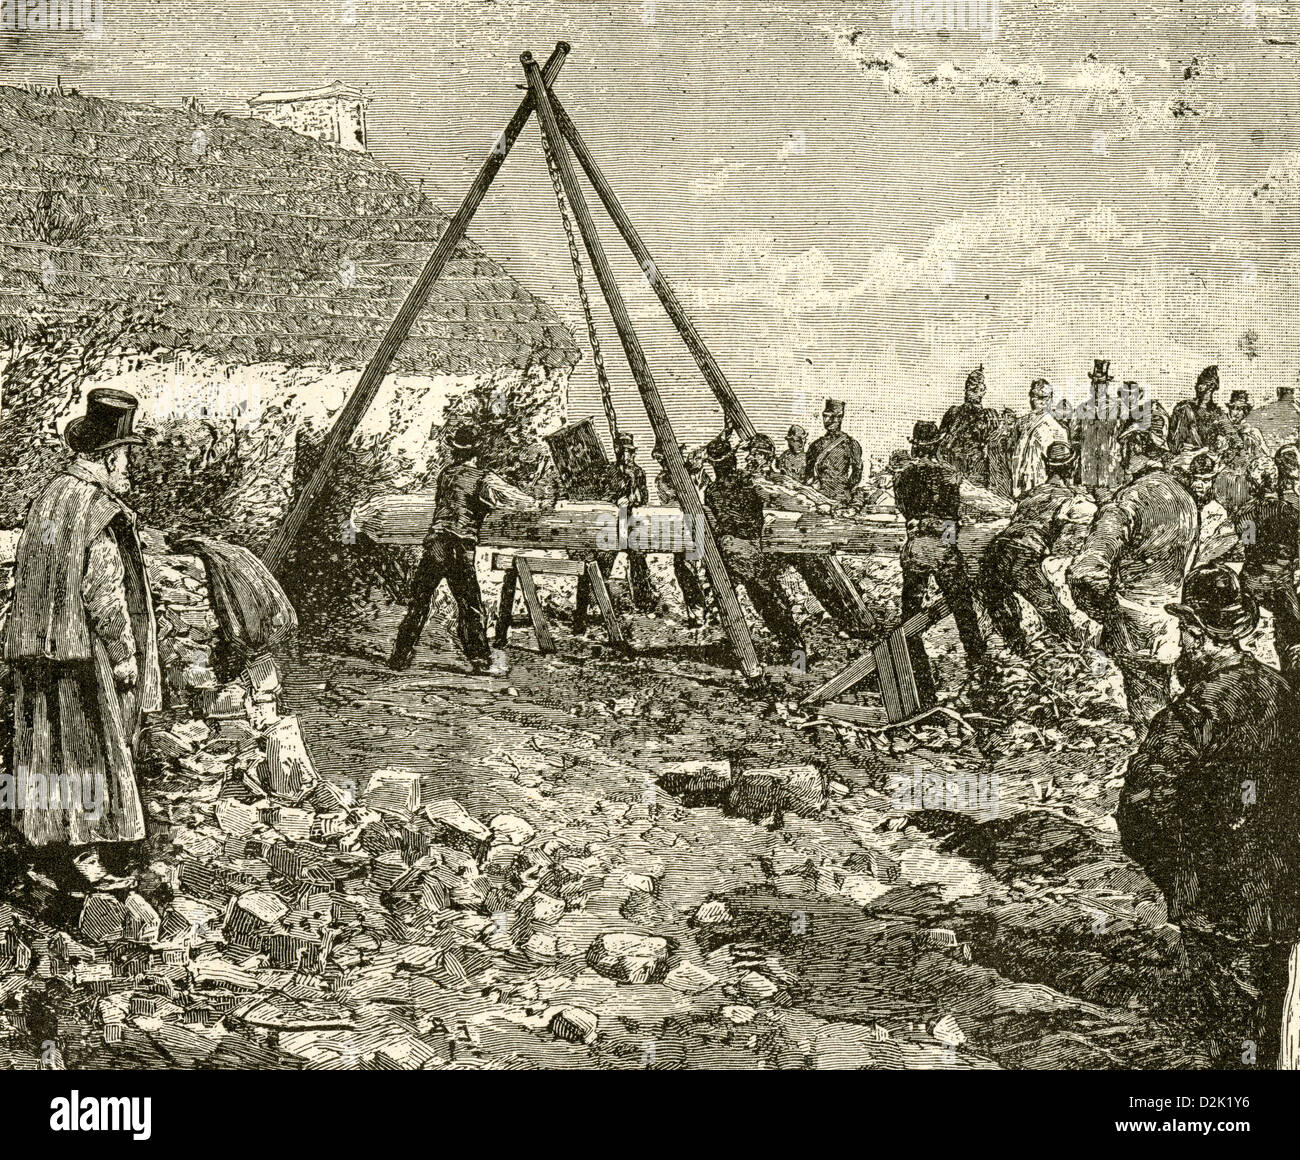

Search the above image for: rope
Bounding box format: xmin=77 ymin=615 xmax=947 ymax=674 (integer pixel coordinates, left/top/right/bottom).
xmin=536 ymin=114 xmax=624 ymax=467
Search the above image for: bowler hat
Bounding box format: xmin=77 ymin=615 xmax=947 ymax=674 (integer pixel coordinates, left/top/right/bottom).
xmin=1195 ymin=365 xmax=1220 ymax=393
xmin=1043 ymin=441 xmax=1075 ymax=470
xmin=64 ymin=388 xmax=146 ymax=454
xmin=1275 ymin=443 xmax=1299 ymax=475
xmin=1187 ymin=452 xmax=1218 ymax=481
xmin=445 ymin=426 xmax=479 ymax=454
xmin=745 ymin=433 xmax=777 ymax=457
xmin=1166 ymin=563 xmax=1257 ymax=641
xmin=910 ymin=420 xmax=943 ymax=446
xmin=786 ymin=424 xmax=807 ymax=441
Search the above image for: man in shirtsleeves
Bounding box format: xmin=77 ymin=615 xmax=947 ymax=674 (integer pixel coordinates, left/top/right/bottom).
xmin=389 ymin=426 xmax=535 ymax=673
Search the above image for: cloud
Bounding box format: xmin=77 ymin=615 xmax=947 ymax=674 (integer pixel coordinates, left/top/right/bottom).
xmin=830 ymin=29 xmax=1214 ymax=138
xmin=1144 ymin=143 xmax=1300 ymax=218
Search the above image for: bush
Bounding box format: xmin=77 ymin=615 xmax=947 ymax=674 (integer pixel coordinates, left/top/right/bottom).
xmin=0 ymin=304 xmax=163 ymax=527
xmin=278 ymin=425 xmax=416 ymax=640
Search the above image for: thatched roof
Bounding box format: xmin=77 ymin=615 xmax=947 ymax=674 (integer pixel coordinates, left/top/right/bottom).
xmin=0 ymin=85 xmax=578 ymax=373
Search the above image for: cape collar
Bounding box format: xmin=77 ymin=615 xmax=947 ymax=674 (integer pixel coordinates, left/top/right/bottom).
xmin=64 ymin=458 xmax=135 ymax=521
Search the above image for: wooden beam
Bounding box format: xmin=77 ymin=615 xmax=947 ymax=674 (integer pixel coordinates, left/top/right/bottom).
xmin=521 ymin=51 xmax=761 ymax=677
xmin=259 ymin=42 xmax=571 ymax=574
xmin=549 ymin=90 xmax=754 ymax=441
xmin=490 ymin=551 xmax=587 ymax=576
xmin=800 ymin=599 xmax=951 ymax=706
xmin=353 ymin=495 xmax=1006 ymax=561
xmin=513 ymin=557 xmax=555 ymax=654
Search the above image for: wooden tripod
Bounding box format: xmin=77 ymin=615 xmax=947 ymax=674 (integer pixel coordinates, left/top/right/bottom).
xmin=262 ymin=42 xmax=773 ymax=675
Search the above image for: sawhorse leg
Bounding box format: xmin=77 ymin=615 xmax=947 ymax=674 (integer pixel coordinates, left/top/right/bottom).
xmin=495 ymin=568 xmax=518 ymax=647
xmin=584 ymin=560 xmax=628 ymax=648
xmin=823 ymin=556 xmax=878 ymax=636
xmin=514 ymin=558 xmax=556 ymax=654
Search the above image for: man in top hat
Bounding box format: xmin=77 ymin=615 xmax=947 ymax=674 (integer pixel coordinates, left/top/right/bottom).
xmin=1069 ymin=408 xmax=1199 ymax=725
xmin=777 ymin=425 xmax=808 ymax=481
xmin=744 ymin=433 xmax=878 ymax=637
xmin=1245 ymin=377 xmax=1300 ymax=456
xmin=702 ymin=432 xmax=806 ymax=660
xmin=5 ymin=388 xmax=162 ymax=906
xmin=390 ymin=425 xmax=536 ymax=673
xmin=1169 ymin=365 xmax=1225 ymax=456
xmin=1234 ymin=444 xmax=1300 ymax=676
xmin=1117 ymin=563 xmax=1300 ymax=1069
xmin=804 ymin=398 xmax=863 ymax=504
xmin=1178 ymin=452 xmax=1238 ymax=569
xmin=1068 ymin=360 xmax=1127 ymax=493
xmin=576 ymin=431 xmax=661 ymax=632
xmin=980 ymin=441 xmax=1095 ymax=655
xmin=1011 ymin=378 xmax=1069 ymax=498
xmin=894 ymin=420 xmax=988 ymax=670
xmin=939 ymin=365 xmax=1001 ymax=489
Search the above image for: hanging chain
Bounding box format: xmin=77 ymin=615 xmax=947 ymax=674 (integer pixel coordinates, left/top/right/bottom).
xmin=536 ymin=115 xmax=623 ymax=467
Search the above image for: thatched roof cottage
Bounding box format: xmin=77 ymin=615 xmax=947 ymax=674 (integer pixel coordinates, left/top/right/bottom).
xmin=0 ymin=84 xmax=578 ymax=539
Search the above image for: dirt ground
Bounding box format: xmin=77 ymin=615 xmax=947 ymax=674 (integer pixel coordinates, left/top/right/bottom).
xmin=3 ymin=551 xmax=1252 ymax=1070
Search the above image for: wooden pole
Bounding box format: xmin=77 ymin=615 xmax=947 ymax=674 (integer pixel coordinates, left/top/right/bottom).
xmin=260 ymin=42 xmax=571 ymax=573
xmin=521 ymin=52 xmax=761 ymax=677
xmin=548 ymin=91 xmax=755 ymax=441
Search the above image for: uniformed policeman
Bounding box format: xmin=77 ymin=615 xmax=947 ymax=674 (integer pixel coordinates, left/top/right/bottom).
xmin=980 ymin=441 xmax=1095 ymax=654
xmin=574 ymin=431 xmax=660 ymax=633
xmin=703 ymin=433 xmax=806 ymax=660
xmin=804 ymin=399 xmax=863 ymax=503
xmin=745 ymin=432 xmax=877 ymax=637
xmin=894 ymin=420 xmax=987 ymax=670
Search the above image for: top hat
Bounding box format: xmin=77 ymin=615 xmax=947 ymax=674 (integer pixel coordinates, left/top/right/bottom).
xmin=1089 ymin=359 xmax=1112 ymax=383
xmin=1043 ymin=441 xmax=1076 ymax=470
xmin=1195 ymin=365 xmax=1220 ymax=393
xmin=786 ymin=424 xmax=807 ymax=441
xmin=822 ymin=398 xmax=846 ymax=415
xmin=1166 ymin=563 xmax=1257 ymax=641
xmin=964 ymin=365 xmax=985 ymax=392
xmin=745 ymin=433 xmax=777 ymax=457
xmin=910 ymin=420 xmax=943 ymax=446
xmin=1228 ymin=389 xmax=1251 ymax=408
xmin=64 ymin=388 xmax=146 ymax=454
xmin=445 ymin=426 xmax=480 ymax=454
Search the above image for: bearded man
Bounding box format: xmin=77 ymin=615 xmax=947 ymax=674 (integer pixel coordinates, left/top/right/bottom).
xmin=5 ymin=388 xmax=162 ymax=897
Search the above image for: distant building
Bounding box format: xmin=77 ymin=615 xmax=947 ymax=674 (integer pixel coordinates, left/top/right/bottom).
xmin=247 ymin=81 xmax=369 ymax=152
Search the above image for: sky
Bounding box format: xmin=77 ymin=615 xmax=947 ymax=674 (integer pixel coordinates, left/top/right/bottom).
xmin=5 ymin=0 xmax=1300 ymax=460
